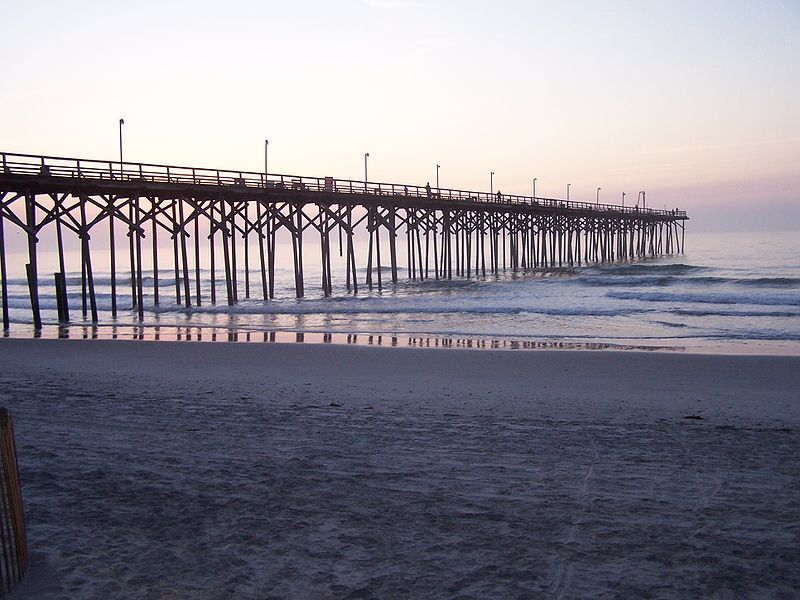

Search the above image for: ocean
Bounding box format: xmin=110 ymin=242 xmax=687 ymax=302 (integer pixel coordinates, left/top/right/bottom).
xmin=2 ymin=230 xmax=798 ymax=354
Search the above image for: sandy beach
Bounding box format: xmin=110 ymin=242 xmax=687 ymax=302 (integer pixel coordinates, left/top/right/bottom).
xmin=2 ymin=338 xmax=799 ymax=598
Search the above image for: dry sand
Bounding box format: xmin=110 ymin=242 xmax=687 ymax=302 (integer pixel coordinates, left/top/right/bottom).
xmin=1 ymin=339 xmax=799 ymax=598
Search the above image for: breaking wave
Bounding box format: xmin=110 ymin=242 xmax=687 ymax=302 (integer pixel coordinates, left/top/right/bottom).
xmin=606 ymin=290 xmax=800 ymax=307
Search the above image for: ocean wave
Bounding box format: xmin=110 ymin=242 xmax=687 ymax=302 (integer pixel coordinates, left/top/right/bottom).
xmin=728 ymin=277 xmax=800 ymax=287
xmin=149 ymin=301 xmax=646 ymax=318
xmin=707 ymin=331 xmax=800 ymax=342
xmin=653 ymin=320 xmax=690 ymax=328
xmin=576 ymin=275 xmax=674 ymax=287
xmin=606 ymin=290 xmax=800 ymax=307
xmin=673 ymin=309 xmax=800 ymax=318
xmin=577 ymin=274 xmax=800 ymax=289
xmin=586 ymin=263 xmax=706 ymax=276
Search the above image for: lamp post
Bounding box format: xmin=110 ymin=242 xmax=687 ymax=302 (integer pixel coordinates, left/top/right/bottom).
xmin=118 ymin=118 xmax=125 ymax=179
xmin=364 ymin=153 xmax=369 ymax=187
xmin=532 ymin=177 xmax=537 ymax=199
xmin=490 ymin=172 xmax=494 ymax=195
xmin=622 ymin=191 xmax=626 ymax=208
xmin=566 ymin=183 xmax=570 ymax=201
xmin=264 ymin=140 xmax=269 ymax=178
xmin=436 ymin=164 xmax=440 ymax=194
xmin=639 ymin=190 xmax=646 ymax=209
xmin=596 ymin=187 xmax=601 ymax=206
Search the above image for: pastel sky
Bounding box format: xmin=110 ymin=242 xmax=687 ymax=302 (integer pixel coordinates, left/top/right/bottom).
xmin=1 ymin=0 xmax=798 ymax=231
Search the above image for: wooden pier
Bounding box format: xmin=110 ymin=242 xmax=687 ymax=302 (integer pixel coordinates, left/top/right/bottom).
xmin=0 ymin=151 xmax=688 ymax=329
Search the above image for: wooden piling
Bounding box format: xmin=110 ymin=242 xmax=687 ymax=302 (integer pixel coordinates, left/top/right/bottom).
xmin=220 ymin=200 xmax=234 ymax=306
xmin=128 ymin=199 xmax=136 ymax=308
xmin=194 ymin=200 xmax=202 ymax=306
xmin=79 ymin=197 xmax=98 ymax=323
xmin=243 ymin=201 xmax=251 ymax=299
xmin=24 ymin=194 xmax=41 ymax=329
xmin=256 ymin=199 xmax=267 ymax=300
xmin=0 ymin=196 xmax=10 ymax=331
xmin=388 ymin=207 xmax=398 ymax=284
xmin=169 ymin=201 xmax=181 ymax=305
xmin=134 ymin=196 xmax=144 ymax=320
xmin=209 ymin=202 xmax=217 ymax=304
xmin=230 ymin=202 xmax=239 ymax=303
xmin=346 ymin=205 xmax=357 ymax=294
xmin=178 ymin=197 xmax=191 ymax=308
xmin=54 ymin=272 xmax=66 ymax=322
xmin=268 ymin=203 xmax=276 ymax=299
xmin=108 ymin=195 xmax=117 ymax=317
xmin=293 ymin=203 xmax=304 ymax=298
xmin=152 ymin=197 xmax=160 ymax=306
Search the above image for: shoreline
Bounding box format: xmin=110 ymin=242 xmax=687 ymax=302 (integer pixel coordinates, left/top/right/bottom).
xmin=2 ymin=337 xmax=799 ymax=424
xmin=2 ymin=322 xmax=799 ymax=357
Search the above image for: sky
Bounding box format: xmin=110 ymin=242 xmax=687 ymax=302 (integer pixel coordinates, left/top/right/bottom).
xmin=1 ymin=0 xmax=798 ymax=231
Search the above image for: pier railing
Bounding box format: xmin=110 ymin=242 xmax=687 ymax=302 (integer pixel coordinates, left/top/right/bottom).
xmin=1 ymin=151 xmax=686 ymax=219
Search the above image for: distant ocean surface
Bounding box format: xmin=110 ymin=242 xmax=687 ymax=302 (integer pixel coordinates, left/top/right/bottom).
xmin=3 ymin=230 xmax=799 ymax=354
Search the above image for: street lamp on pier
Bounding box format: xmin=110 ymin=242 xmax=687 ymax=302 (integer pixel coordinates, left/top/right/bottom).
xmin=436 ymin=164 xmax=440 ymax=194
xmin=490 ymin=172 xmax=494 ymax=196
xmin=264 ymin=140 xmax=269 ymax=178
xmin=596 ymin=187 xmax=601 ymax=206
xmin=567 ymin=183 xmax=570 ymax=201
xmin=118 ymin=118 xmax=125 ymax=179
xmin=364 ymin=153 xmax=369 ymax=187
xmin=622 ymin=191 xmax=626 ymax=207
xmin=532 ymin=177 xmax=537 ymax=199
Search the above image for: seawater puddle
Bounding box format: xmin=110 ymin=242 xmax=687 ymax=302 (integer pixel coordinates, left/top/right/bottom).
xmin=1 ymin=323 xmax=686 ymax=353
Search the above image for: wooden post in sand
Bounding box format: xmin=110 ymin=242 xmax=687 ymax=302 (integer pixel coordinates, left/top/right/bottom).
xmin=0 ymin=408 xmax=28 ymax=595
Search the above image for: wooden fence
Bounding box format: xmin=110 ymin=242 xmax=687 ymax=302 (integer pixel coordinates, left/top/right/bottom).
xmin=0 ymin=409 xmax=27 ymax=595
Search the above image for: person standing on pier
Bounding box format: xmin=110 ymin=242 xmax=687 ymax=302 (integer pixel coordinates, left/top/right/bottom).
xmin=426 ymin=182 xmax=432 ymax=198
